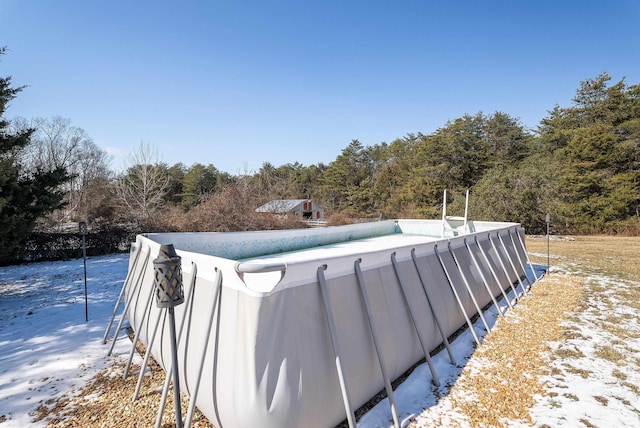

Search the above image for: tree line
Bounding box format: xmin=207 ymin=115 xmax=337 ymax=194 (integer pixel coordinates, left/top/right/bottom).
xmin=2 ymin=45 xmax=639 ymax=263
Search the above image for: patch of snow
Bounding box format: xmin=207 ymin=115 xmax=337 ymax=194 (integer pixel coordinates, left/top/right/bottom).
xmin=0 ymin=255 xmax=132 ymax=427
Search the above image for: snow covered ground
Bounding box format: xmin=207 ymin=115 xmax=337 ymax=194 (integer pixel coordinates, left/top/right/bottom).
xmin=525 ymin=264 xmax=640 ymax=427
xmin=0 ymin=255 xmax=132 ymax=427
xmin=1 ymin=252 xmax=638 ymax=427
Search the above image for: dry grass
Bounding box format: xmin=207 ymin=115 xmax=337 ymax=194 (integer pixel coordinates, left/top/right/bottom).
xmin=525 ymin=235 xmax=640 ymax=280
xmin=412 ymin=274 xmax=586 ymax=427
xmin=38 ymin=338 xmax=214 ymax=427
xmin=450 ymin=274 xmax=586 ymax=426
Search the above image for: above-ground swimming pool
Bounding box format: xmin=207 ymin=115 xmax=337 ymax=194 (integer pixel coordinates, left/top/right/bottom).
xmin=105 ymin=219 xmax=535 ymax=428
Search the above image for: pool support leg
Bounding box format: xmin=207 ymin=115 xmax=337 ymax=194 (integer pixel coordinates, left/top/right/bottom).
xmin=132 ymin=304 xmax=166 ymax=400
xmin=103 ymin=244 xmax=142 ymax=344
xmin=515 ymin=229 xmax=540 ymax=283
xmin=508 ymin=229 xmax=533 ymax=291
xmin=354 ymin=259 xmax=401 ymax=428
xmin=184 ymin=268 xmax=222 ymax=428
xmin=475 ymin=236 xmax=514 ymax=310
xmin=123 ymin=274 xmax=157 ymax=380
xmin=464 ymin=238 xmax=505 ymax=318
xmin=391 ymin=252 xmax=441 ymax=386
xmin=497 ymin=232 xmax=528 ymax=296
xmin=434 ymin=245 xmax=481 ymax=346
xmin=107 ymin=251 xmax=151 ymax=356
xmin=410 ymin=249 xmax=456 ymax=365
xmin=447 ymin=242 xmax=491 ymax=333
xmin=488 ymin=233 xmax=521 ymax=301
xmin=317 ymin=266 xmax=357 ymax=428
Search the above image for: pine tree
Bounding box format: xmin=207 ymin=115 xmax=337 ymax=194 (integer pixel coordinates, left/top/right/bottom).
xmin=0 ymin=48 xmax=70 ymax=263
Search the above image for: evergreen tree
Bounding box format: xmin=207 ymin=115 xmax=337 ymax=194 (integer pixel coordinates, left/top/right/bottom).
xmin=319 ymin=140 xmax=377 ymax=215
xmin=181 ymin=163 xmax=219 ymax=209
xmin=165 ymin=162 xmax=186 ymax=206
xmin=471 ymin=153 xmax=560 ymax=234
xmin=0 ymin=48 xmax=70 ymax=263
xmin=557 ymin=124 xmax=636 ymax=232
xmin=539 ymin=73 xmax=640 ymax=233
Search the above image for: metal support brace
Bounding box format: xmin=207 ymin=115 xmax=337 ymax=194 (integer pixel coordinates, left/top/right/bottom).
xmin=152 ymin=263 xmax=200 ymax=428
xmin=103 ymin=244 xmax=142 ymax=344
xmin=464 ymin=238 xmax=505 ymax=317
xmin=514 ymin=229 xmax=540 ymax=283
xmin=507 ymin=229 xmax=533 ymax=291
xmin=354 ymin=260 xmax=401 ymax=428
xmin=317 ymin=266 xmax=357 ymax=428
xmin=391 ymin=252 xmax=441 ymax=386
xmin=108 ymin=251 xmax=151 ymax=356
xmin=133 ymin=303 xmax=166 ymax=400
xmin=123 ymin=273 xmax=157 ymax=380
xmin=497 ymin=232 xmax=528 ymax=296
xmin=488 ymin=233 xmax=521 ymax=301
xmin=447 ymin=242 xmax=491 ymax=333
xmin=184 ymin=268 xmax=222 ymax=428
xmin=434 ymin=245 xmax=481 ymax=345
xmin=410 ymin=249 xmax=456 ymax=365
xmin=475 ymin=237 xmax=514 ymax=310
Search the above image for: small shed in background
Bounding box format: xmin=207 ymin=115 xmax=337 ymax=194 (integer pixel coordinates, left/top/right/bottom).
xmin=256 ymin=199 xmax=325 ymax=221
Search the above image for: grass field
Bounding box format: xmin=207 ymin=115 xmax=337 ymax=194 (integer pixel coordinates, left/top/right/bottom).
xmin=526 ymin=234 xmax=640 ymax=280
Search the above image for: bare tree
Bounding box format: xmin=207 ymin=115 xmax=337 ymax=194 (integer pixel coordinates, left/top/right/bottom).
xmin=13 ymin=116 xmax=88 ymax=172
xmin=12 ymin=116 xmax=113 ymax=224
xmin=73 ymin=141 xmax=114 ymax=220
xmin=114 ymin=141 xmax=169 ymax=222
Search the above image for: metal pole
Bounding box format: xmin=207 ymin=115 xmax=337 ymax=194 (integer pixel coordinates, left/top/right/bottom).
xmin=464 ymin=238 xmax=504 ymax=317
xmin=391 ymin=252 xmax=441 ymax=385
xmin=155 ymin=263 xmax=199 ymax=428
xmin=354 ymin=259 xmax=401 ymax=428
xmin=103 ymin=244 xmax=141 ymax=344
xmin=434 ymin=245 xmax=481 ymax=345
xmin=488 ymin=233 xmax=520 ymax=301
xmin=475 ymin=236 xmax=513 ymax=310
xmin=168 ymin=306 xmax=183 ymax=428
xmin=463 ymin=189 xmax=469 ymax=233
xmin=184 ymin=268 xmax=222 ymax=428
xmin=79 ymin=222 xmax=88 ymax=322
xmin=123 ymin=280 xmax=156 ymax=380
xmin=107 ymin=251 xmax=150 ymax=356
xmin=83 ymin=235 xmax=88 ymax=322
xmin=497 ymin=232 xmax=528 ymax=296
xmin=152 ymin=244 xmax=185 ymax=428
xmin=514 ymin=229 xmax=539 ymax=283
xmin=133 ymin=308 xmax=166 ymax=401
xmin=410 ymin=249 xmax=456 ymax=364
xmin=317 ymin=266 xmax=357 ymax=428
xmin=447 ymin=242 xmax=491 ymax=333
xmin=546 ymin=213 xmax=551 ymax=275
xmin=441 ymin=189 xmax=447 ymax=238
xmin=508 ymin=229 xmax=533 ymax=291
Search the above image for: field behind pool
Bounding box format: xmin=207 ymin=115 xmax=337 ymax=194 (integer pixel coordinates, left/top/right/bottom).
xmin=526 ymin=234 xmax=640 ymax=280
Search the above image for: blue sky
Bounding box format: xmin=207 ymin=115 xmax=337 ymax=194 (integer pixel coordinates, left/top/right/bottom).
xmin=1 ymin=1 xmax=639 ymax=174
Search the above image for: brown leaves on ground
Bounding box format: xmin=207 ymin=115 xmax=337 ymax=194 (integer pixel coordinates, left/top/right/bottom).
xmin=413 ymin=274 xmax=586 ymax=427
xmin=38 ymin=353 xmax=214 ymax=427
